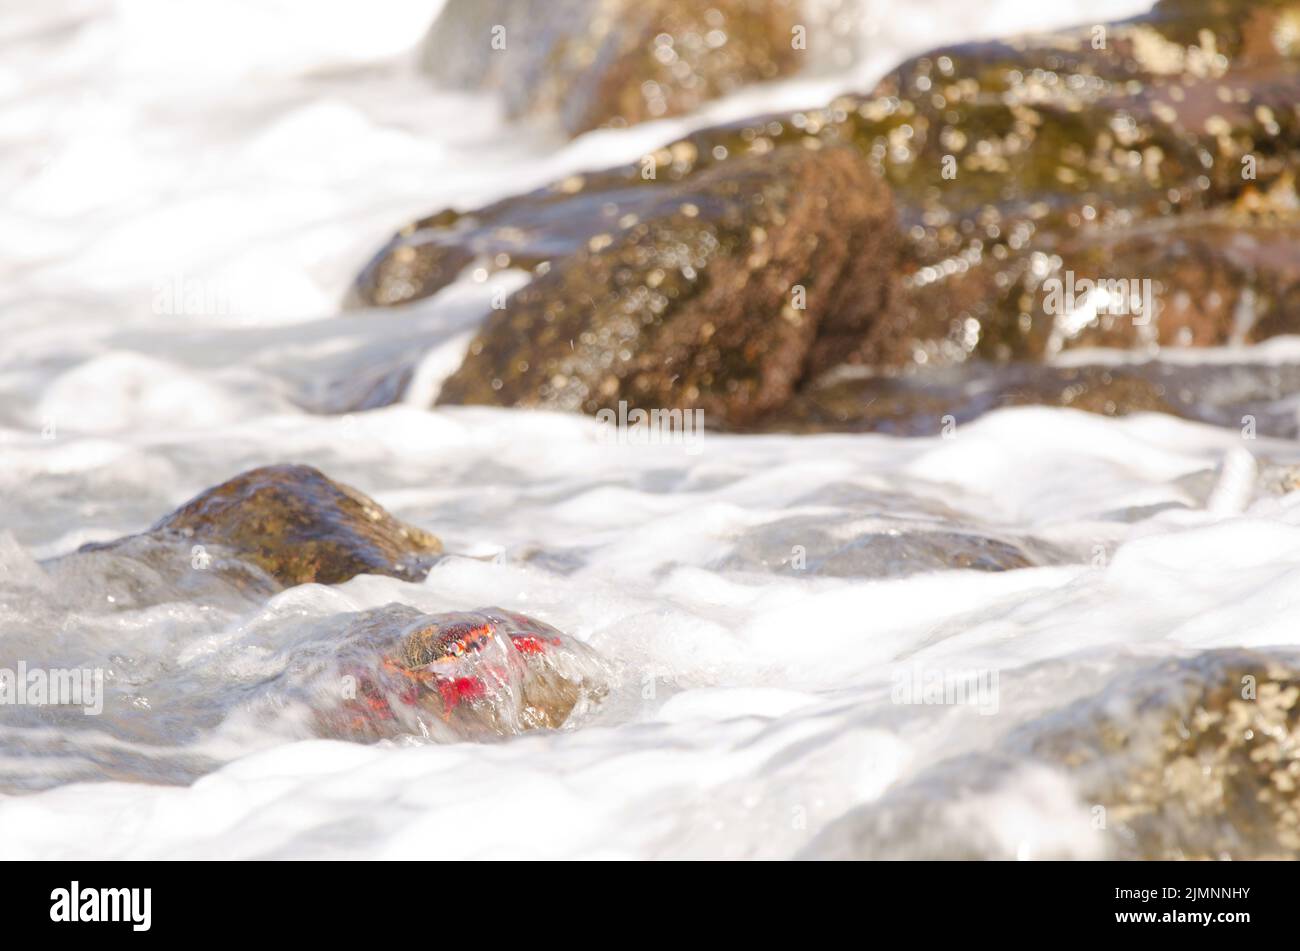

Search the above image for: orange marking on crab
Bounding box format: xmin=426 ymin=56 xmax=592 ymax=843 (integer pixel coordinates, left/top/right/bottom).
xmin=430 ymin=623 xmax=495 ymax=663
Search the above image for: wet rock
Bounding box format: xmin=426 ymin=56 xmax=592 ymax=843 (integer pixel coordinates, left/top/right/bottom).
xmin=355 ymin=0 xmax=1300 ymax=426
xmin=716 ymin=513 xmax=1068 ymax=577
xmin=729 ymin=0 xmax=1300 ymax=366
xmin=79 ymin=465 xmax=442 ymax=589
xmin=1008 ymin=218 xmax=1300 ymax=357
xmin=767 ymin=360 xmax=1300 ymax=436
xmin=845 ymin=0 xmax=1300 ymax=363
xmin=1010 ymin=371 xmax=1178 ymax=417
xmin=312 ymin=605 xmax=612 ymax=741
xmin=434 ymin=145 xmax=898 ymax=428
xmin=420 ymin=0 xmax=803 ymax=137
xmin=48 ymin=531 xmax=283 ymax=611
xmin=1017 ymin=649 xmax=1300 ymax=860
xmin=0 ymin=602 xmax=614 ymax=789
xmin=803 ymin=649 xmax=1300 ymax=859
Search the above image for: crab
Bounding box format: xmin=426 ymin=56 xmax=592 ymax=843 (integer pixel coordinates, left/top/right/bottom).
xmin=325 ymin=607 xmax=606 ymax=741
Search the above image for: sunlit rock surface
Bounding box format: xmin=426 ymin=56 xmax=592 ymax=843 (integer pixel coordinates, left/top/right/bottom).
xmin=805 ymin=0 xmax=1300 ymax=363
xmin=419 ymin=0 xmax=803 ymax=137
xmin=1022 ymin=650 xmax=1300 ymax=860
xmin=75 ymin=465 xmax=443 ymax=591
xmin=804 ymin=649 xmax=1300 ymax=860
xmin=354 ymin=0 xmax=1300 ymax=428
xmin=434 ymin=145 xmax=898 ymax=428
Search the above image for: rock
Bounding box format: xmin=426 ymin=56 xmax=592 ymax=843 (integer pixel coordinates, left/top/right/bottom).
xmin=1009 ymin=370 xmax=1178 ymax=417
xmin=79 ymin=465 xmax=442 ymax=589
xmin=1259 ymin=462 xmax=1300 ymax=496
xmin=435 ymin=144 xmax=898 ymax=428
xmin=701 ymin=0 xmax=1300 ymax=366
xmin=849 ymin=0 xmax=1300 ymax=362
xmin=802 ymin=649 xmax=1300 ymax=860
xmin=314 ymin=605 xmax=611 ymax=741
xmin=354 ymin=0 xmax=1300 ymax=427
xmin=47 ymin=530 xmax=283 ymax=611
xmin=767 ymin=360 xmax=1300 ymax=436
xmin=1018 ymin=650 xmax=1300 ymax=860
xmin=420 ymin=0 xmax=803 ymax=137
xmin=767 ymin=364 xmax=1177 ymax=434
xmin=715 ymin=512 xmax=1069 ymax=577
xmin=1041 ymin=219 xmax=1300 ymax=353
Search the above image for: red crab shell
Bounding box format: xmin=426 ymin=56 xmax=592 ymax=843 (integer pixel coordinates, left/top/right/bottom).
xmin=337 ymin=610 xmax=566 ymax=733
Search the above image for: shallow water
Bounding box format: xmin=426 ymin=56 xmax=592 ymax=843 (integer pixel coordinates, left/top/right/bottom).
xmin=7 ymin=0 xmax=1300 ymax=859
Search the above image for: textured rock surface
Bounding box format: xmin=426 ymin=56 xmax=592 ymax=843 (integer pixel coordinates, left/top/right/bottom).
xmin=434 ymin=145 xmax=898 ymax=427
xmin=419 ymin=0 xmax=803 ymax=137
xmin=802 ymin=649 xmax=1300 ymax=860
xmin=80 ymin=464 xmax=443 ymax=588
xmin=1022 ymin=650 xmax=1300 ymax=860
xmin=354 ymin=0 xmax=1300 ymax=429
xmin=847 ymin=0 xmax=1300 ymax=363
xmin=768 ymin=360 xmax=1300 ymax=436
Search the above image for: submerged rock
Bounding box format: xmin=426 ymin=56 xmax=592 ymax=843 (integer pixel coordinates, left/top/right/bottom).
xmin=716 ymin=513 xmax=1069 ymax=577
xmin=420 ymin=0 xmax=803 ymax=137
xmin=1021 ymin=649 xmax=1300 ymax=860
xmin=354 ymin=0 xmax=1300 ymax=429
xmin=0 ymin=602 xmax=613 ymax=790
xmin=803 ymin=649 xmax=1300 ymax=859
xmin=78 ymin=465 xmax=442 ymax=590
xmin=313 ymin=605 xmax=611 ymax=741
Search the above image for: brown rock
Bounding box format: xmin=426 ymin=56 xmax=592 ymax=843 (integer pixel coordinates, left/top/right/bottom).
xmin=84 ymin=464 xmax=442 ymax=588
xmin=434 ymin=144 xmax=899 ymax=428
xmin=1025 ymin=650 xmax=1300 ymax=860
xmin=800 ymin=649 xmax=1300 ymax=859
xmin=352 ymin=0 xmax=1300 ymax=429
xmin=767 ymin=363 xmax=1181 ymax=434
xmin=420 ymin=0 xmax=803 ymax=137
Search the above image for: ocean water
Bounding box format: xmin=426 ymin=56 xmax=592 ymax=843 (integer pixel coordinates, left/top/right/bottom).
xmin=5 ymin=0 xmax=1299 ymax=859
